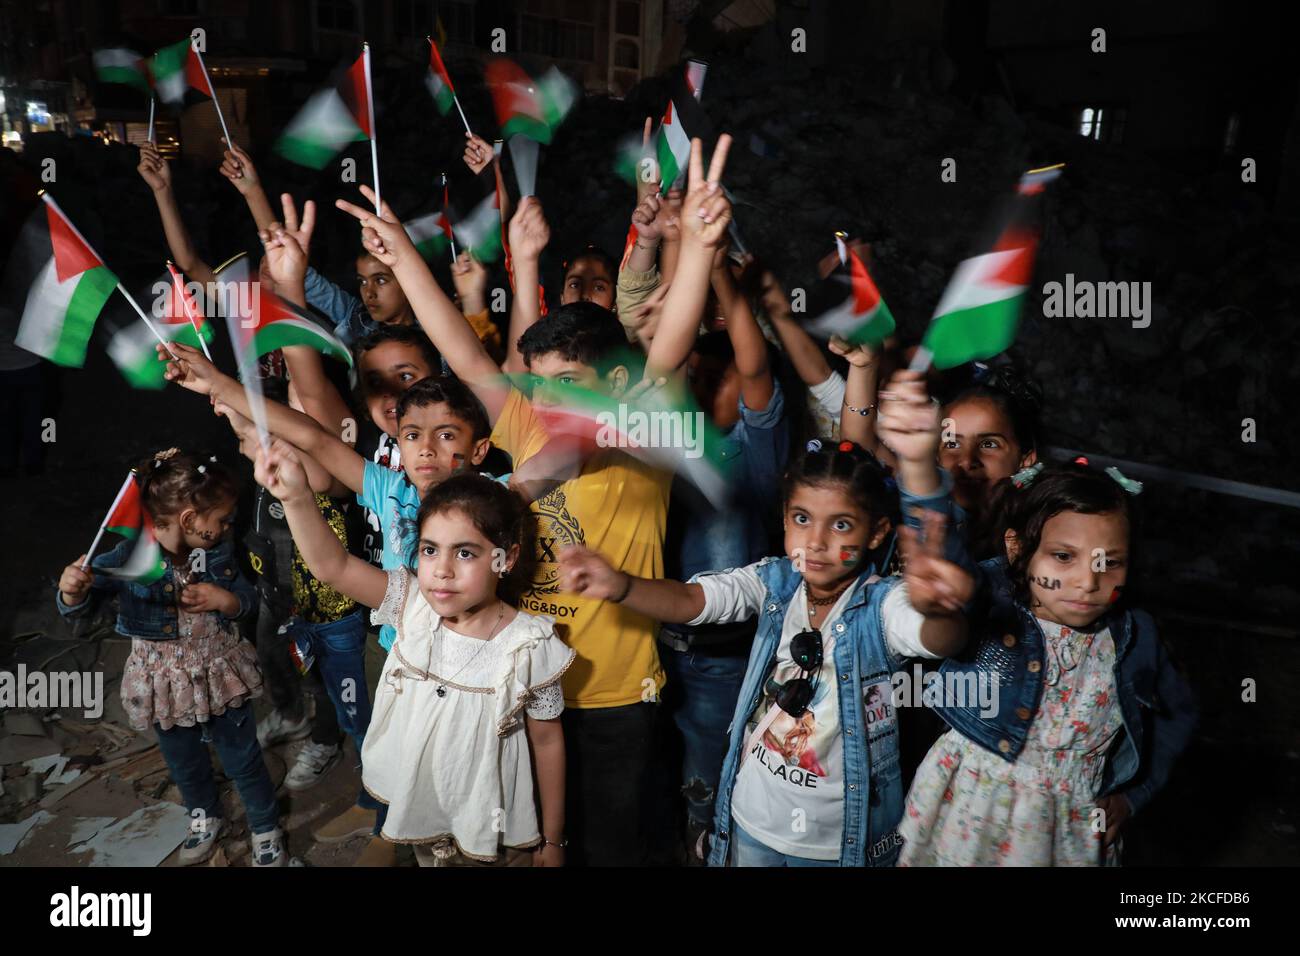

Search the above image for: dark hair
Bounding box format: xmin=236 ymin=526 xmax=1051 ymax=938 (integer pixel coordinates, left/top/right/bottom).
xmin=516 ymin=300 xmax=628 ymax=375
xmin=394 ymin=375 xmax=491 ymax=440
xmin=137 ymin=449 xmax=239 ymax=524
xmin=996 ymin=460 xmax=1139 ymax=605
xmin=782 ymin=440 xmax=898 ymax=527
xmin=413 ymin=472 xmax=536 ymax=602
xmin=354 ymin=324 xmax=440 ymax=377
xmin=941 ymin=363 xmax=1043 ymax=458
xmin=561 ymin=245 xmax=617 ymax=279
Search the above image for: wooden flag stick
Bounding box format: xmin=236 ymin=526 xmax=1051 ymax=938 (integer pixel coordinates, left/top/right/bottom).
xmin=81 ymin=471 xmax=135 ymax=570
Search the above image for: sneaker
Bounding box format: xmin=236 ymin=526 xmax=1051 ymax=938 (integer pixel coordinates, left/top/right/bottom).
xmin=284 ymin=741 xmax=342 ymax=791
xmin=256 ymin=708 xmax=312 ymax=748
xmin=178 ymin=815 xmax=225 ymax=866
xmin=250 ymin=827 xmax=289 ymax=867
xmin=313 ymin=804 xmax=377 ymax=844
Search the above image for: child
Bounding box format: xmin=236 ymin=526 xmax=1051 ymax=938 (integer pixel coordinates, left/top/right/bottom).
xmin=254 ymin=440 xmax=571 ymax=866
xmin=560 ymin=246 xmax=617 ymax=311
xmin=55 ymin=450 xmax=290 ymax=867
xmin=558 ymin=380 xmax=977 ymax=866
xmin=899 ymin=459 xmax=1197 ymax=866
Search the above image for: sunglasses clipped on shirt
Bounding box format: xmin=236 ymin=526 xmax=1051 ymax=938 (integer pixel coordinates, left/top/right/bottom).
xmin=764 ymin=627 xmax=824 ymax=719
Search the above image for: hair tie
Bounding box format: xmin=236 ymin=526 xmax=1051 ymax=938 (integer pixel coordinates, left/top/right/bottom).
xmin=1105 ymin=466 xmax=1143 ymax=495
xmin=154 ymin=447 xmax=179 ymax=463
xmin=1010 ymin=461 xmax=1045 ymax=489
xmin=838 ymin=440 xmax=855 ymax=453
xmin=806 ymin=439 xmax=823 ymax=454
xmin=972 ymin=362 xmax=992 ymax=383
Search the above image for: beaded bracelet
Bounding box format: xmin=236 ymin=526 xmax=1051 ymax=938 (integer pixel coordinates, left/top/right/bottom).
xmin=846 ymin=403 xmax=876 ymax=416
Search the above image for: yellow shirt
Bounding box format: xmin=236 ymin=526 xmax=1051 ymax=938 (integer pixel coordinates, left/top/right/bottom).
xmin=491 ymin=387 xmax=669 ymax=708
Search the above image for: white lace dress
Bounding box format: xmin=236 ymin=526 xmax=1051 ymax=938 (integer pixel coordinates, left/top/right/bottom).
xmin=362 ymin=569 xmax=575 ymax=861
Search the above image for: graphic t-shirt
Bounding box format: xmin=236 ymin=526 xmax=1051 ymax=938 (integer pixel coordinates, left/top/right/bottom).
xmin=355 ymin=430 xmax=403 ymax=569
xmin=689 ymin=565 xmax=937 ymax=859
xmin=358 ymin=459 xmax=420 ymax=651
xmin=489 ymin=386 xmax=671 ymax=708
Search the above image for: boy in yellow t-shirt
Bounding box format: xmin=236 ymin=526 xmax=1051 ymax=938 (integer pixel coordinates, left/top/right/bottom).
xmin=334 ymin=135 xmax=737 ymax=865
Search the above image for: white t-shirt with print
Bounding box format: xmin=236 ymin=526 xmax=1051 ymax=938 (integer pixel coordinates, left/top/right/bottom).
xmin=688 ymin=563 xmax=938 ymax=860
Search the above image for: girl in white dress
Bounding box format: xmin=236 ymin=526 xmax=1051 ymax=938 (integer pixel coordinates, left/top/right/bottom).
xmin=256 ymin=439 xmax=572 ymax=867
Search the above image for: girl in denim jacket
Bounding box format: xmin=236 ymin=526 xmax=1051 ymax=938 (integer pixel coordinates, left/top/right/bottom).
xmin=900 ymin=460 xmax=1197 ymax=866
xmin=559 ymin=373 xmax=977 ymax=866
xmin=57 ymin=449 xmax=288 ymax=867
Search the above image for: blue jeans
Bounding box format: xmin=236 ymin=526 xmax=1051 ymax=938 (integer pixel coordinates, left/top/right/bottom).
xmin=660 ymin=644 xmax=748 ymax=830
xmin=155 ymin=704 xmax=280 ymax=835
xmin=729 ymin=822 xmax=838 ymax=868
xmin=294 ymin=610 xmax=383 ymax=812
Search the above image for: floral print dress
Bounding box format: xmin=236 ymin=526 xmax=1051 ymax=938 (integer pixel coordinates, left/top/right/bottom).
xmin=899 ymin=619 xmax=1124 ymax=866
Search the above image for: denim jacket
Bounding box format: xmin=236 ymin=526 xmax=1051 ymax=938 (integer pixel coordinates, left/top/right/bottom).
xmin=304 ymin=266 xmax=378 ymax=349
xmin=931 ymin=557 xmax=1198 ymax=815
xmin=56 ymin=539 xmax=256 ymax=640
xmin=707 ymin=475 xmax=962 ymax=867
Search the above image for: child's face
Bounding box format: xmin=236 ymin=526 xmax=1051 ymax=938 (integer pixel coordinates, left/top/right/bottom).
xmin=356 ymin=255 xmax=412 ymax=325
xmin=360 ymin=340 xmax=435 ymax=434
xmin=560 ymin=256 xmax=614 ymax=310
xmin=939 ymin=397 xmax=1031 ymax=511
xmin=527 ymin=352 xmax=626 ymax=405
xmin=416 ymin=507 xmax=512 ymax=619
xmin=177 ymin=494 xmax=238 ymax=551
xmin=1016 ymin=510 xmax=1130 ymax=629
xmin=397 ymin=402 xmax=489 ymax=496
xmin=783 ymin=482 xmax=889 ymax=592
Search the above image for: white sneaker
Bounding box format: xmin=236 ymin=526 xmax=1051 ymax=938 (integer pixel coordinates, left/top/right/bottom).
xmin=178 ymin=815 xmax=225 ymax=866
xmin=251 ymin=827 xmax=288 ymax=867
xmin=256 ymin=708 xmax=312 ymax=748
xmin=284 ymin=740 xmax=342 ymax=791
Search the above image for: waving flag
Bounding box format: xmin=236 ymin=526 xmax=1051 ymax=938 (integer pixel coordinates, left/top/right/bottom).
xmin=485 ymin=60 xmax=577 ymax=144
xmin=8 ymin=194 xmax=118 ymax=368
xmin=406 ymin=210 xmax=453 ymax=261
xmin=276 ymin=50 xmax=372 ymax=168
xmin=452 ymin=190 xmax=504 ymax=263
xmin=82 ymin=472 xmax=165 ymax=583
xmin=149 ymin=37 xmax=214 ymax=106
xmin=93 ymin=48 xmax=151 ymax=94
xmin=107 ymin=266 xmax=213 ymax=389
xmin=425 ymin=38 xmax=457 ymax=114
xmin=655 ymin=100 xmax=691 ymax=194
xmin=805 ymin=248 xmax=896 ymax=347
xmin=918 ymin=165 xmax=1062 ymax=370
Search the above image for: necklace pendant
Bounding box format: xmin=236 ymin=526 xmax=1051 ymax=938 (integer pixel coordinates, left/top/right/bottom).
xmin=436 ymin=685 xmax=447 ymax=698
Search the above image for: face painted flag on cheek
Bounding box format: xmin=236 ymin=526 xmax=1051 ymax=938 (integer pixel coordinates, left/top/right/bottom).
xmin=5 ymin=195 xmax=118 ymax=368
xmin=275 ymin=51 xmax=372 ymax=168
xmin=918 ymin=165 xmax=1061 ymax=370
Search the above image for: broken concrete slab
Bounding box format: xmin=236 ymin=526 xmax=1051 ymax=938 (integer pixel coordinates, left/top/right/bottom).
xmin=0 ymin=733 xmax=62 ymax=765
xmin=69 ymin=802 xmax=191 ymax=867
xmin=0 ymin=810 xmax=55 ymax=854
xmin=66 ymin=816 xmax=117 ymax=848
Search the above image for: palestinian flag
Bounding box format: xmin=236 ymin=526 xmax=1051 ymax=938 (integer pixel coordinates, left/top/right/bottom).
xmin=805 ymin=248 xmax=896 ymax=347
xmin=511 ymin=374 xmax=733 ymax=508
xmin=102 ymin=472 xmax=145 ymax=540
xmin=149 ymin=37 xmax=213 ymax=106
xmin=485 ymin=60 xmax=576 ymax=144
xmin=93 ymin=48 xmax=151 ymax=94
xmin=102 ymin=511 xmax=166 ymax=584
xmin=233 ymin=278 xmax=354 ymax=368
xmin=8 ymin=196 xmax=117 ymax=368
xmin=276 ymin=51 xmax=372 ymax=168
xmin=921 ymin=166 xmax=1061 ymax=369
xmin=452 ymin=190 xmax=503 ymax=263
xmin=655 ymin=99 xmax=691 ymax=194
xmin=406 ymin=210 xmax=453 ymax=261
xmin=425 ymin=38 xmax=457 ymax=115
xmin=106 ymin=267 xmax=213 ymax=389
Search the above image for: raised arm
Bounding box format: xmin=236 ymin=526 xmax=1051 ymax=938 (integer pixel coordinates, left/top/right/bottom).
xmin=137 ymin=142 xmax=214 ymax=286
xmin=254 ymin=440 xmax=388 ymax=609
xmin=711 ymin=243 xmax=774 ymax=411
xmin=645 ymin=136 xmax=734 ymax=379
xmin=218 ymin=140 xmax=278 ymax=233
xmin=761 ymin=269 xmax=834 ymax=387
xmin=557 ymin=545 xmax=706 ymax=623
xmin=160 ymin=342 xmax=365 ymax=494
xmin=503 ymin=197 xmax=550 ymax=375
xmin=335 ymin=185 xmax=507 ymax=421
xmin=829 ymin=335 xmax=882 ymax=456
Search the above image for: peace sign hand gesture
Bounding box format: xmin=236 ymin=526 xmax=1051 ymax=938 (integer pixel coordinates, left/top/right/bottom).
xmin=335 ymin=184 xmax=416 ymax=271
xmin=678 ymin=134 xmax=733 ymax=250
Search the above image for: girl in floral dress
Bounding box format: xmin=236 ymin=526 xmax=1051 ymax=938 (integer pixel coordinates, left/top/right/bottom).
xmin=900 ymin=460 xmax=1197 ymax=866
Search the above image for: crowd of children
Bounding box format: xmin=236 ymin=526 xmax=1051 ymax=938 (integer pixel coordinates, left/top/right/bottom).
xmin=51 ymin=110 xmax=1197 ymax=869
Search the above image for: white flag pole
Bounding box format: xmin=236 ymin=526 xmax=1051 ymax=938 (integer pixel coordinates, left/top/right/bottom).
xmin=118 ymin=282 xmax=181 ymax=360
xmin=363 ymin=42 xmax=381 ymax=213
xmin=166 ymin=260 xmax=214 ymax=360
xmin=81 ymin=471 xmax=136 ymax=569
xmin=147 ymin=96 xmax=155 ymax=142
xmin=193 ymin=46 xmax=232 ymax=148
